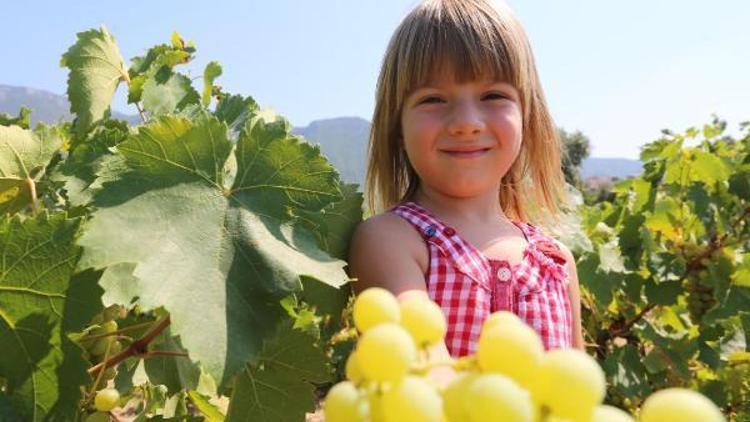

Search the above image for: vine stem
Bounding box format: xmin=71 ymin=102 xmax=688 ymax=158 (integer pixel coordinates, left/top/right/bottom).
xmin=25 ymin=177 xmax=39 ymax=214
xmin=88 ymin=315 xmax=172 ymax=377
xmin=610 ymin=303 xmax=657 ymax=338
xmin=134 ymin=102 xmax=147 ymax=123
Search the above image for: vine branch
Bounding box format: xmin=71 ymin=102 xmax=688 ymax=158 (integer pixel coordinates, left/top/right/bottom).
xmin=88 ymin=315 xmax=172 ymax=377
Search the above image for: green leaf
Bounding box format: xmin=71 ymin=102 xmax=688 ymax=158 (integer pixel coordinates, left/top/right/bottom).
xmin=598 ymin=239 xmax=626 ymax=273
xmin=141 ymin=70 xmax=200 ymax=116
xmin=50 ymin=120 xmax=128 ymax=207
xmin=142 ymin=326 xmax=201 ymax=394
xmin=214 ymin=94 xmax=259 ymax=135
xmin=61 ymin=26 xmax=128 ymax=137
xmin=644 ymin=279 xmax=682 ymax=306
xmin=0 ymin=107 xmax=31 ymax=129
xmin=735 ymin=256 xmax=750 ymax=287
xmin=689 ymin=149 xmax=730 ymax=185
xmin=187 ymin=391 xmax=225 ymax=422
xmin=645 ymin=196 xmax=681 ymax=239
xmin=0 ymin=124 xmax=63 ymax=214
xmin=299 ymin=183 xmax=363 ymax=260
xmin=0 ymin=213 xmax=92 ymax=421
xmin=202 ymin=62 xmax=223 ymax=106
xmin=77 ymin=115 xmax=349 ymax=388
xmin=227 ymin=322 xmax=330 ymax=422
xmin=729 ymin=167 xmax=750 ymax=201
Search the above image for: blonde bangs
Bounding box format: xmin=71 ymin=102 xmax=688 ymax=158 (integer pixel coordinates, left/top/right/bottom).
xmin=367 ymin=0 xmax=566 ymax=225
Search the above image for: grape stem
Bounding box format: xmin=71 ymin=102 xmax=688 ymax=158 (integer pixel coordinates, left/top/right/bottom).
xmin=88 ymin=315 xmax=172 ymax=377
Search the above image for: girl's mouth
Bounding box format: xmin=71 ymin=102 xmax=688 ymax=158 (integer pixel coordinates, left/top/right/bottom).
xmin=441 ymin=148 xmax=491 ymax=158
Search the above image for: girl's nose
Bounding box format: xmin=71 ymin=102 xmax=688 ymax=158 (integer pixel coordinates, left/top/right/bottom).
xmin=447 ymin=101 xmax=485 ymax=137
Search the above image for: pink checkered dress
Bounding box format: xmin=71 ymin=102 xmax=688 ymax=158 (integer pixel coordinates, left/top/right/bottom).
xmin=391 ymin=201 xmax=573 ymax=356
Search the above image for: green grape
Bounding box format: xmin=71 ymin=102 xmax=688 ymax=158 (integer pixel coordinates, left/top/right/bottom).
xmin=382 ymin=375 xmax=442 ymax=422
xmin=592 ymin=404 xmax=634 ymax=422
xmin=465 ymin=374 xmax=533 ymax=422
xmin=442 ymin=372 xmax=478 ymax=422
xmin=481 ymin=311 xmax=522 ymax=336
xmin=353 ymin=287 xmax=400 ymax=332
xmin=323 ymin=381 xmax=368 ymax=422
xmin=356 ymin=323 xmax=416 ymax=383
xmin=91 ymin=320 xmax=118 ymax=337
xmin=476 ymin=318 xmax=543 ymax=390
xmin=94 ymin=388 xmax=120 ymax=412
xmin=533 ymin=349 xmax=606 ymax=421
xmin=89 ymin=338 xmax=110 ymax=357
xmin=345 ymin=349 xmax=365 ymax=384
xmin=399 ymin=295 xmax=447 ymax=347
xmin=108 ymin=340 xmax=122 ymax=355
xmin=101 ymin=305 xmax=121 ymax=322
xmin=639 ymin=388 xmax=724 ymax=422
xmin=102 ymin=366 xmax=117 ymax=381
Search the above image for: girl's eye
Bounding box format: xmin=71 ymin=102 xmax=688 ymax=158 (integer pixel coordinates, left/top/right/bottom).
xmin=419 ymin=96 xmax=444 ymax=105
xmin=482 ymin=92 xmax=507 ymax=101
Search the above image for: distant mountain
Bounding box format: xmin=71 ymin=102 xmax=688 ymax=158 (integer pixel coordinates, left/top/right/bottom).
xmin=581 ymin=157 xmax=642 ymax=179
xmin=293 ymin=117 xmax=370 ymax=188
xmin=0 ymin=84 xmax=139 ymax=125
xmin=2 ymin=84 xmax=642 ymax=182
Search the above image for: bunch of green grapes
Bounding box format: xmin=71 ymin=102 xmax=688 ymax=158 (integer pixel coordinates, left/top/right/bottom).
xmin=79 ymin=305 xmax=124 ymax=391
xmin=323 ymin=287 xmax=725 ymax=422
xmin=685 ymin=273 xmax=717 ymax=323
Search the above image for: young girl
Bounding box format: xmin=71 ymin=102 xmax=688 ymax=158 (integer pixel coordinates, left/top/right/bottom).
xmin=349 ymin=0 xmax=585 ymax=359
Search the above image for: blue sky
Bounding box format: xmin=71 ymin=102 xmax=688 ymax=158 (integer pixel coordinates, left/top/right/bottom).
xmin=2 ymin=1 xmax=748 ymax=158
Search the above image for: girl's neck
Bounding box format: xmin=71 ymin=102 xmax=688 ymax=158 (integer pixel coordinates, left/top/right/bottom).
xmin=411 ymin=185 xmax=511 ymax=225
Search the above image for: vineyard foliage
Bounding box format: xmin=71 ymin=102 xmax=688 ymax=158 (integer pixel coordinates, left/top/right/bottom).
xmin=574 ymin=118 xmax=750 ymax=418
xmin=0 ymin=26 xmax=747 ymax=421
xmin=0 ymin=27 xmax=360 ymax=421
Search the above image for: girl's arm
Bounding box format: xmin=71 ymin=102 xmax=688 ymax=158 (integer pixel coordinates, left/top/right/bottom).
xmin=349 ymin=214 xmax=456 ymax=386
xmin=558 ymin=243 xmax=586 ymax=350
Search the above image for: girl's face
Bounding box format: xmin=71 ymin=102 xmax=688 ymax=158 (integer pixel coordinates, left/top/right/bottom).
xmin=400 ymin=73 xmax=523 ymax=199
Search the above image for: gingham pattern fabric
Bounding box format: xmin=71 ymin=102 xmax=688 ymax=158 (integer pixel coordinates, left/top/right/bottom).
xmin=391 ymin=201 xmax=573 ymax=356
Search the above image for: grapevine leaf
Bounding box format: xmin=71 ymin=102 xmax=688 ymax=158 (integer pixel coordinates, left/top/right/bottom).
xmin=690 ymin=149 xmax=729 ymax=185
xmin=644 ymin=279 xmax=682 ymax=306
xmin=577 ymin=253 xmax=613 ymax=306
xmin=143 ymin=328 xmax=201 ymax=394
xmin=0 ymin=124 xmax=63 ymax=214
xmin=735 ymin=256 xmax=750 ymax=287
xmin=50 ymin=120 xmax=129 ymax=207
xmin=202 ymin=62 xmax=223 ymax=106
xmin=77 ymin=115 xmax=349 ymax=388
xmin=226 ymin=322 xmax=330 ymax=422
xmin=0 ymin=125 xmax=62 ymax=178
xmin=598 ymin=239 xmax=626 ymax=273
xmin=0 ymin=213 xmax=92 ymax=421
xmin=298 ymin=183 xmax=363 ymax=260
xmin=187 ymin=391 xmax=225 ymax=422
xmin=0 ymin=107 xmax=31 ymax=129
xmin=729 ymin=167 xmax=750 ymax=201
xmin=214 ymin=94 xmax=259 ymax=135
xmin=61 ymin=26 xmax=128 ymax=137
xmin=141 ymin=71 xmax=200 ymax=116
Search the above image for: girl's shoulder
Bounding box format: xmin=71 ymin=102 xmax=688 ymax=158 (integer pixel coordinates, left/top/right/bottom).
xmin=348 ymin=211 xmax=430 ymax=292
xmin=350 ymin=211 xmax=425 ymax=258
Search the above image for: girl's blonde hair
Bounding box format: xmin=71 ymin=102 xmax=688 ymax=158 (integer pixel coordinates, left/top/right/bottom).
xmin=366 ymin=0 xmax=566 ymax=223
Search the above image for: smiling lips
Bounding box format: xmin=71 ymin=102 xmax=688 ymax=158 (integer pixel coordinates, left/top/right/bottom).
xmin=440 ymin=147 xmax=491 ymax=158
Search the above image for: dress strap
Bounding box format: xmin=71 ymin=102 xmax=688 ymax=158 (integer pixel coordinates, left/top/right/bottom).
xmin=390 ymin=202 xmax=490 ymax=287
